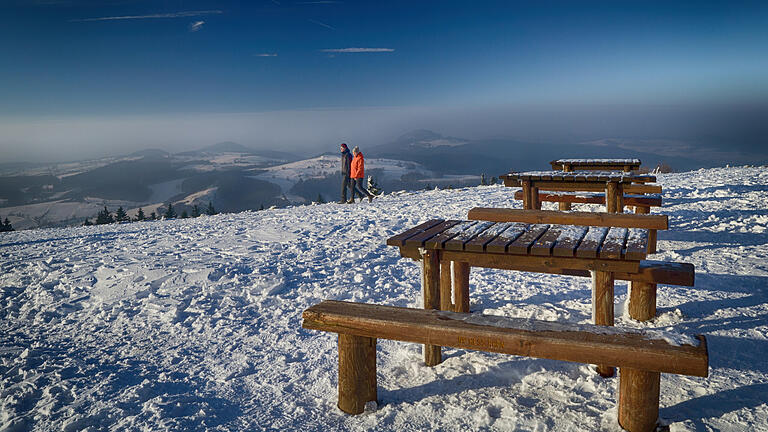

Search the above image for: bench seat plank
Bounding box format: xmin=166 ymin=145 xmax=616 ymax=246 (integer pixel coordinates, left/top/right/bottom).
xmin=625 ymin=229 xmax=650 ymax=261
xmin=530 ymin=225 xmax=565 ymax=256
xmin=303 ymin=300 xmax=708 ymax=377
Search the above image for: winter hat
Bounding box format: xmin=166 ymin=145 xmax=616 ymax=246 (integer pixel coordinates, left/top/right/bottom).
xmin=340 ymin=143 xmax=348 ymax=149
xmin=352 ymin=146 xmax=360 ymax=153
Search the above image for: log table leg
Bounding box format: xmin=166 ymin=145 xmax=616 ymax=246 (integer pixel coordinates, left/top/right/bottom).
xmin=453 ymin=261 xmax=470 ymax=313
xmin=606 ymin=181 xmax=619 ymax=213
xmin=559 ymin=201 xmax=572 ymax=211
xmin=338 ymin=334 xmax=377 ymax=414
xmin=440 ymin=260 xmax=453 ymax=311
xmin=617 ymin=183 xmax=624 ymax=213
xmin=531 ymin=186 xmax=541 ymax=210
xmin=629 ymin=282 xmax=657 ymax=321
xmin=422 ymin=250 xmax=442 ymax=366
xmin=592 ymin=271 xmax=615 ymax=377
xmin=522 ymin=180 xmax=532 ymax=209
xmin=618 ymin=367 xmax=661 ymax=432
xmin=634 ymin=206 xmax=650 ymax=215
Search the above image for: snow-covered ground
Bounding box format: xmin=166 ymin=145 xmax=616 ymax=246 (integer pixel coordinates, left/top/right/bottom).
xmin=1 ymin=166 xmax=767 ymax=431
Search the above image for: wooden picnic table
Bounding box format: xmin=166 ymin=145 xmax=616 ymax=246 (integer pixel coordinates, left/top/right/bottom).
xmin=550 ymin=158 xmax=642 ymax=172
xmin=387 ymin=217 xmax=654 ymax=376
xmin=500 ymin=171 xmax=659 ymax=213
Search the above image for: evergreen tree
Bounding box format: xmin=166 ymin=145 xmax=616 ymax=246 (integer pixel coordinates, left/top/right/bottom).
xmin=259 ymin=204 xmax=265 ymax=211
xmin=367 ymin=176 xmax=382 ymax=195
xmin=96 ymin=206 xmax=114 ymax=225
xmin=191 ymin=205 xmax=201 ymax=218
xmin=205 ymin=201 xmax=216 ymax=215
xmin=480 ymin=173 xmax=487 ymax=186
xmin=181 ymin=210 xmax=189 ymax=218
xmin=83 ymin=218 xmax=92 ymax=226
xmin=135 ymin=208 xmax=145 ymax=222
xmin=164 ymin=203 xmax=177 ymax=219
xmin=149 ymin=212 xmax=157 ymax=220
xmin=115 ymin=206 xmax=129 ymax=223
xmin=316 ymin=193 xmax=325 ymax=204
xmin=1 ymin=217 xmax=13 ymax=232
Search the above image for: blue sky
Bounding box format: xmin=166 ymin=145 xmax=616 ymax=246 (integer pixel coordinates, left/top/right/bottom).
xmin=1 ymin=0 xmax=767 ymax=161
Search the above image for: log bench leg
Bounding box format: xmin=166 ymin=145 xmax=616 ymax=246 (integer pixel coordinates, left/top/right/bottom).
xmin=618 ymin=367 xmax=661 ymax=432
xmin=338 ymin=334 xmax=377 ymax=414
xmin=592 ymin=271 xmax=615 ymax=377
xmin=422 ymin=250 xmax=442 ymax=366
xmin=453 ymin=261 xmax=470 ymax=313
xmin=558 ymin=201 xmax=572 ymax=211
xmin=629 ymin=282 xmax=657 ymax=321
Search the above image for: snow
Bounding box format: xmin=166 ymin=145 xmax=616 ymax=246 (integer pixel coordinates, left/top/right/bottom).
xmin=1 ymin=165 xmax=767 ymax=431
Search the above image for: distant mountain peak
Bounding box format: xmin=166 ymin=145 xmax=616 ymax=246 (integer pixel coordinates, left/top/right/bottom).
xmin=199 ymin=142 xmax=255 ymax=154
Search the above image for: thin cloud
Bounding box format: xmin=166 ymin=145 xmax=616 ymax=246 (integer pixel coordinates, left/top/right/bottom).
xmin=255 ymin=53 xmax=278 ymax=57
xmin=308 ymin=19 xmax=335 ymax=30
xmin=71 ymin=10 xmax=223 ymax=22
xmin=321 ymin=48 xmax=395 ymax=53
xmin=188 ymin=21 xmax=205 ymax=32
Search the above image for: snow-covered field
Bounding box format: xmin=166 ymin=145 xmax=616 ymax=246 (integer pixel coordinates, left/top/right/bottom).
xmin=1 ymin=166 xmax=767 ymax=431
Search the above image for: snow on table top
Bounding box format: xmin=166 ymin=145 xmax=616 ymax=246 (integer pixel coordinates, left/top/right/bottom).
xmin=1 ymin=165 xmax=767 ymax=431
xmin=552 ymin=159 xmax=641 ymax=164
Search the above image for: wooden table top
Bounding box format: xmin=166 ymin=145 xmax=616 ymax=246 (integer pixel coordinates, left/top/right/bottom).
xmin=387 ymin=219 xmax=649 ymax=261
xmin=501 ymin=171 xmax=657 ymax=184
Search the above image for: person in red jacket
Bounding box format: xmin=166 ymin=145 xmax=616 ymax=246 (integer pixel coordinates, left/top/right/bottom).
xmin=349 ymin=146 xmax=374 ymax=203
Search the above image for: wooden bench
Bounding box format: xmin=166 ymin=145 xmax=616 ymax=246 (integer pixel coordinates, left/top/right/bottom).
xmin=303 ymin=300 xmax=709 ymax=432
xmin=513 ymin=190 xmax=662 ymax=213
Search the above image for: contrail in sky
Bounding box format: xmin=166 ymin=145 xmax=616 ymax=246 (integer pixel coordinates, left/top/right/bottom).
xmin=71 ymin=10 xmax=223 ymax=22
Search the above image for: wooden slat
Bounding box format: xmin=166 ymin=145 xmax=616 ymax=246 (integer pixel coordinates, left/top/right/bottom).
xmin=576 ymin=226 xmax=610 ymax=258
xmin=424 ymin=221 xmax=477 ymax=249
xmin=444 ymin=221 xmax=496 ymax=251
xmin=484 ymin=223 xmax=528 ymax=253
xmin=303 ymin=301 xmax=709 ymax=377
xmin=625 ymin=229 xmax=650 ymax=261
xmin=530 ymin=225 xmax=565 ymax=256
xmin=506 ymin=224 xmax=550 ymax=255
xmin=463 ymin=223 xmax=515 ymax=252
xmin=552 ymin=226 xmax=589 ymax=257
xmin=403 ymin=220 xmax=461 ymax=248
xmin=468 ymin=208 xmax=668 ymax=230
xmin=386 ymin=219 xmax=444 ymax=247
xmin=600 ymin=227 xmax=628 ymax=259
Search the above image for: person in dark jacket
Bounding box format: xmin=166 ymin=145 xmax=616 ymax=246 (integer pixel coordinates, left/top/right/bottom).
xmin=349 ymin=146 xmax=374 ymax=203
xmin=339 ymin=143 xmax=354 ymax=203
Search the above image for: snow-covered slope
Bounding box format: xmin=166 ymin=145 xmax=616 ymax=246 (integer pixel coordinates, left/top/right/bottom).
xmin=252 ymin=154 xmax=432 ymax=193
xmin=1 ymin=166 xmax=767 ymax=431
